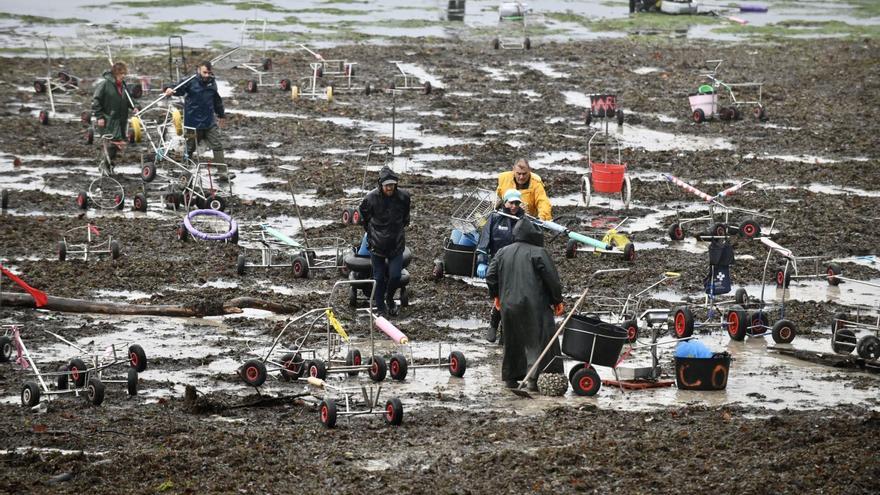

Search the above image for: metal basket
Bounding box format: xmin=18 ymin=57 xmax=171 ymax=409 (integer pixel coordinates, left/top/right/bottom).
xmin=450 ymin=188 xmax=496 ymax=234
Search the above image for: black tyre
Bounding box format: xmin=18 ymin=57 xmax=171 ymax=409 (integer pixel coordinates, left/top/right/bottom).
xmin=56 ymin=365 xmax=69 ymax=390
xmin=240 ymin=359 xmax=268 ymax=387
xmin=76 ymin=191 xmax=89 ymax=210
xmin=349 ymin=286 xmax=358 ymax=307
xmin=622 ymin=319 xmax=638 ymax=343
xmin=68 ymin=358 xmax=88 ymax=387
xmin=856 ymin=335 xmax=880 ymax=360
xmin=384 ymin=397 xmax=404 ymax=426
xmin=280 ymin=78 xmax=291 ymax=91
xmin=292 ymin=256 xmax=309 ymax=278
xmin=341 ymin=208 xmax=352 ymax=224
xmin=261 ymin=58 xmax=272 ymax=71
xmin=571 ymin=367 xmax=601 ymax=396
xmin=320 ymin=399 xmax=337 ymax=428
xmin=236 ymin=254 xmax=246 ymax=275
xmin=734 ymin=288 xmax=748 ymax=306
xmin=280 ymin=352 xmax=304 ymax=380
xmin=431 ymin=260 xmax=444 ymax=280
xmin=308 ymin=359 xmax=327 ymax=380
xmin=129 ymin=344 xmax=147 ymax=372
xmin=775 ymin=268 xmax=792 ymax=288
xmin=492 ymin=38 xmax=500 ymax=50
xmin=345 ymin=348 xmax=362 ymax=377
xmin=81 ymin=110 xmax=91 ymax=125
xmin=87 ymin=377 xmax=105 ymax=406
xmin=206 ymin=195 xmax=226 ymax=211
xmin=176 ymin=223 xmax=188 ymax=241
xmin=832 ymin=328 xmax=857 ymax=354
xmin=142 ymin=162 xmax=157 ymax=182
xmin=726 ymin=305 xmax=748 ymax=341
xmin=771 ymin=319 xmax=796 ymax=344
xmin=21 ymin=382 xmax=40 ymax=407
xmin=826 ymin=263 xmax=842 ymax=286
xmin=668 ymin=223 xmax=685 ymax=241
xmin=368 ymin=355 xmax=387 ymax=382
xmin=389 ymin=354 xmax=408 ymax=381
xmin=58 ymin=241 xmax=67 ymax=261
xmin=748 ymin=310 xmax=769 ymax=335
xmin=130 ymin=83 xmax=143 ymax=99
xmin=616 ymin=108 xmax=624 ymax=126
xmin=364 ymin=83 xmax=371 ymax=96
xmin=0 ymin=336 xmax=11 ymax=363
xmin=133 ymin=193 xmax=147 ymax=212
xmin=523 ymin=37 xmax=531 ymax=50
xmin=85 ymin=127 xmax=94 ymax=145
xmin=738 ymin=218 xmax=760 ymax=239
xmin=671 ymin=307 xmax=694 ymax=338
xmin=246 ymin=79 xmax=258 ymax=93
xmin=692 ymin=108 xmax=705 ymax=123
xmin=127 ymin=368 xmax=138 ymax=396
xmin=114 ymin=193 xmax=124 ymax=210
xmin=449 ymin=350 xmax=467 ymax=377
xmin=622 ymin=243 xmax=636 ymax=263
xmin=399 ymin=286 xmax=409 ymax=307
xmin=423 ymin=81 xmax=432 ymax=95
xmin=565 ymin=238 xmax=578 ymax=259
xmin=110 ymin=240 xmax=121 ymax=260
xmin=710 ymin=223 xmax=727 ymax=238
xmin=38 ymin=110 xmax=49 ymax=125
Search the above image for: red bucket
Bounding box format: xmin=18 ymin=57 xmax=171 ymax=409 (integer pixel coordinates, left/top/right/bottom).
xmin=590 ymin=162 xmax=626 ymax=193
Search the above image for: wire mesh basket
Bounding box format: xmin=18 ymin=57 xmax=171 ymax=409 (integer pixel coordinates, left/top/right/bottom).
xmin=450 ymin=188 xmax=496 ymax=234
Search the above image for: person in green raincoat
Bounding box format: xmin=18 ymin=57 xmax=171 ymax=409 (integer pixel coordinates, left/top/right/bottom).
xmin=91 ymin=61 xmax=135 ymax=175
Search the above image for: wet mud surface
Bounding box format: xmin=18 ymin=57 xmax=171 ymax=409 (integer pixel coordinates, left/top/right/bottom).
xmin=1 ymin=37 xmax=879 ymax=492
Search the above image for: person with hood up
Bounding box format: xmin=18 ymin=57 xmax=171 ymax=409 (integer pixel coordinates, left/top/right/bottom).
xmin=358 ymin=166 xmax=411 ymax=316
xmin=164 ymin=60 xmax=226 ymax=165
xmin=495 ymin=158 xmax=552 ymax=221
xmin=92 ymin=61 xmax=135 ymax=175
xmin=475 ymin=188 xmax=526 ymax=343
xmin=486 ymin=218 xmax=565 ymax=390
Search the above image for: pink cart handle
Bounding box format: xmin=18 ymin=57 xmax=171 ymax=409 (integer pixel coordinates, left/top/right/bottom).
xmin=663 ymin=174 xmax=714 ymax=202
xmin=375 ymin=316 xmax=409 ymax=345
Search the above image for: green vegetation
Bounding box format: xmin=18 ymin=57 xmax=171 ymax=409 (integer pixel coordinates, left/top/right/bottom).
xmin=116 ymin=21 xmax=192 ymax=37
xmin=845 ymin=0 xmax=880 ymax=17
xmin=715 ymin=20 xmax=880 ymax=39
xmin=546 ymin=10 xmax=718 ymax=33
xmin=232 ymin=1 xmax=290 ymax=13
xmin=101 ymin=0 xmax=210 ymax=7
xmin=0 ymin=13 xmax=86 ymax=24
xmin=297 ymin=8 xmax=369 ymax=16
xmin=321 ymin=0 xmax=368 ymax=4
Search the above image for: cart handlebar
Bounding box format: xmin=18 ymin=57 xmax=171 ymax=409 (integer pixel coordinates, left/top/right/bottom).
xmin=496 ymin=211 xmax=610 ymax=250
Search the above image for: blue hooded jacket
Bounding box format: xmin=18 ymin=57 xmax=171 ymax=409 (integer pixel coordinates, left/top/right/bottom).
xmin=172 ymin=73 xmax=224 ymax=129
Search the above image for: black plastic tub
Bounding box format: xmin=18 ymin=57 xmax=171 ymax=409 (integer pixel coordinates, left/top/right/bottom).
xmin=561 ymin=314 xmax=627 ymax=367
xmin=674 ymin=352 xmax=731 ymax=391
xmin=442 ymin=238 xmax=478 ymax=276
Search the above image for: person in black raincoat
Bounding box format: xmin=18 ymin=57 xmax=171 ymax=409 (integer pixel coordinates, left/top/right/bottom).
xmin=92 ymin=61 xmax=135 ymax=175
xmin=358 ymin=166 xmax=411 ymax=316
xmin=486 ymin=218 xmax=565 ymax=390
xmin=475 ymin=188 xmax=525 ymax=343
xmin=164 ymin=60 xmax=226 ymax=165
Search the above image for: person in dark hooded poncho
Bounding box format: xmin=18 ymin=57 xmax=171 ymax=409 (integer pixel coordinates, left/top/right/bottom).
xmin=486 ymin=218 xmax=565 ymax=390
xmin=92 ymin=61 xmax=135 ymax=175
xmin=358 ymin=166 xmax=411 ymax=316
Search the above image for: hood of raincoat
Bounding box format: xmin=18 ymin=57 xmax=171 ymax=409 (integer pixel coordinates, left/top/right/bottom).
xmin=377 ymin=166 xmax=399 ymax=187
xmin=512 ymin=217 xmax=543 ymax=247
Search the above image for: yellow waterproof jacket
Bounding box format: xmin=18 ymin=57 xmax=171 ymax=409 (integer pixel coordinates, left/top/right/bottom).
xmin=496 ymin=171 xmax=552 ymax=220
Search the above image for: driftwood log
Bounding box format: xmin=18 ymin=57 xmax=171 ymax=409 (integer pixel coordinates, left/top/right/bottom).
xmin=0 ymin=292 xmax=300 ymax=317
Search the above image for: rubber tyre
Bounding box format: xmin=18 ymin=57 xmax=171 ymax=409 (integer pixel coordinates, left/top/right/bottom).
xmin=341 ymin=208 xmax=352 ymax=224
xmin=68 ymin=358 xmax=88 ymax=387
xmin=205 ymin=195 xmax=226 ymax=212
xmin=114 ymin=193 xmax=124 ymax=210
xmin=142 ymin=163 xmax=157 ymax=182
xmin=710 ymin=223 xmax=727 ymax=238
xmin=56 ymin=365 xmax=69 ymax=390
xmin=349 ymin=286 xmax=358 ymax=307
xmin=280 ymin=352 xmax=304 ymax=380
xmin=449 ymin=350 xmax=467 ymax=377
xmin=133 ymin=193 xmax=147 ymax=212
xmin=292 ymin=256 xmax=309 ymax=278
xmin=352 ymin=209 xmax=361 ymax=225
xmin=726 ymin=305 xmax=748 ymax=341
xmin=39 ymin=110 xmax=49 ymax=125
xmin=320 ymin=399 xmax=337 ymax=428
xmin=241 ymin=359 xmax=268 ymax=387
xmin=85 ymin=127 xmax=94 ymax=145
xmin=0 ymin=336 xmax=11 ymax=363
xmin=734 ymin=287 xmax=748 ymax=306
xmin=127 ymin=368 xmax=138 ymax=396
xmin=524 ymin=37 xmax=531 ymax=50
xmin=571 ymin=367 xmax=601 ymax=396
xmin=423 ymin=81 xmax=432 ymax=95
xmin=87 ymin=377 xmax=105 ymax=406
xmin=826 ymin=263 xmax=842 ymax=286
xmin=58 ymin=241 xmax=67 ymax=261
xmin=616 ymin=109 xmax=624 ymax=126
xmin=246 ymin=80 xmax=258 ymax=93
xmin=492 ymin=38 xmax=500 ymax=50
xmin=831 ymin=328 xmax=857 ymax=354
xmin=668 ymin=223 xmax=685 ymax=241
xmin=775 ymin=268 xmax=792 ymax=288
xmin=748 ymin=310 xmax=769 ymax=335
xmin=280 ymin=78 xmax=290 ymax=91
xmin=565 ymin=238 xmax=578 ymax=259
xmin=389 ymin=354 xmax=408 ymax=381
xmin=110 ymin=240 xmax=121 ymax=260
xmin=129 ymin=344 xmax=147 ymax=372
xmin=384 ymin=397 xmax=404 ymax=426
xmin=308 ymin=360 xmax=327 ymax=380
xmin=76 ymin=192 xmax=89 ymax=210
xmin=345 ymin=348 xmax=362 ymax=377
xmin=431 ymin=260 xmax=444 ymax=280
xmin=739 ymin=219 xmax=760 ymax=239
xmin=771 ymin=319 xmax=796 ymax=344
xmin=693 ymin=108 xmax=705 ymax=123
xmin=856 ymin=335 xmax=880 ymax=360
xmin=672 ymin=307 xmax=694 ymax=338
xmin=623 ymin=242 xmax=636 ymax=263
xmin=22 ymin=382 xmax=41 ymax=407
xmin=622 ymin=319 xmax=638 ymax=343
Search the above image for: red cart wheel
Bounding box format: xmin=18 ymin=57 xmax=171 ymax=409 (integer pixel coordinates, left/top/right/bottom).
xmin=622 ymin=242 xmax=636 ymax=263
xmin=622 ymin=319 xmax=638 ymax=343
xmin=345 ymin=348 xmax=362 ymax=377
xmin=826 ymin=263 xmax=842 ymax=286
xmin=668 ymin=223 xmax=685 ymax=241
xmin=771 ymin=319 xmax=796 ymax=344
xmin=738 ymin=219 xmax=760 ymax=239
xmin=692 ymin=108 xmax=705 ymax=123
xmin=384 ymin=397 xmax=404 ymax=426
xmin=565 ymin=239 xmax=578 ymax=259
xmin=68 ymin=358 xmax=88 ymax=387
xmin=320 ymin=399 xmax=337 ymax=428
xmin=368 ymin=355 xmax=387 ymax=381
xmin=128 ymin=344 xmax=147 ymax=372
xmin=571 ymin=367 xmax=601 ymax=396
xmin=389 ymin=354 xmax=408 ymax=381
xmin=308 ymin=360 xmax=327 ymax=380
xmin=292 ymin=256 xmax=309 ymax=278
xmin=448 ymin=350 xmax=467 ymax=377
xmin=240 ymin=359 xmax=267 ymax=387
xmin=726 ymin=305 xmax=748 ymax=341
xmin=672 ymin=307 xmax=694 ymax=338
xmin=775 ymin=268 xmax=791 ymax=288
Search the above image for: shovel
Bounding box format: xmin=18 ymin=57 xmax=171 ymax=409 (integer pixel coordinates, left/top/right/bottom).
xmin=510 ymin=268 xmax=629 ymax=399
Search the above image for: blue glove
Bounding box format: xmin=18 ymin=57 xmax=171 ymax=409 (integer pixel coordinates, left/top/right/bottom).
xmin=476 ymin=263 xmax=488 ymax=278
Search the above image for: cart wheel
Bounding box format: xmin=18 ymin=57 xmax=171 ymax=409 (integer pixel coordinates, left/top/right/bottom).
xmin=341 ymin=208 xmax=352 ymax=224
xmin=246 ymin=80 xmax=258 ymax=93
xmin=726 ymin=305 xmax=748 ymax=341
xmin=448 ymin=350 xmax=467 ymax=377
xmin=0 ymin=189 xmax=7 ymax=210
xmin=280 ymin=352 xmax=304 ymax=380
xmin=38 ymin=110 xmax=49 ymax=125
xmin=128 ymin=344 xmax=147 ymax=372
xmin=280 ymin=78 xmax=291 ymax=91
xmin=384 ymin=397 xmax=404 ymax=426
xmin=565 ymin=238 xmax=578 ymax=259
xmin=492 ymin=37 xmax=500 ymax=50
xmin=132 ymin=193 xmax=147 ymax=212
xmin=831 ymin=312 xmax=846 ymax=333
xmin=770 ymin=319 xmax=796 ymax=344
xmin=622 ymin=319 xmax=638 ymax=343
xmin=113 ymin=193 xmax=124 ymax=210
xmin=308 ymin=360 xmax=327 ymax=380
xmin=171 ymin=109 xmax=183 ymax=136
xmin=351 ymin=209 xmax=361 ymax=225
xmin=34 ymin=80 xmax=46 ymax=93
xmin=748 ymin=310 xmax=769 ymax=335
xmin=719 ymin=107 xmax=733 ymax=121
xmin=320 ymin=399 xmax=337 ymax=428
xmin=80 ymin=110 xmax=91 ymax=125
xmin=856 ymin=335 xmax=880 ymax=360
xmin=205 ymin=195 xmax=226 ymax=212
xmin=581 ymin=174 xmax=591 ymax=206
xmin=234 ymin=254 xmax=246 ymax=275
xmin=731 ymin=107 xmax=741 ymax=120
xmin=240 ymin=359 xmax=268 ymax=387
xmin=431 ymin=260 xmax=444 ymax=280
xmin=292 ymin=256 xmax=309 ymax=278
xmin=0 ymin=336 xmax=11 ymax=363
xmin=389 ymin=354 xmax=408 ymax=381
xmin=753 ymin=106 xmax=765 ymax=120
xmin=734 ymin=288 xmax=748 ymax=306
xmin=110 ymin=240 xmax=121 ymax=260
xmin=58 ymin=240 xmax=67 ymax=261
xmin=326 ymin=86 xmax=333 ymax=102
xmin=56 ymin=365 xmax=69 ymax=390
xmin=616 ymin=109 xmax=624 ymax=126
xmin=621 ymin=174 xmax=631 ymax=209
xmin=524 ymin=37 xmax=531 ymax=50
xmin=127 ymin=368 xmax=139 ymax=396
xmin=568 ymin=362 xmax=587 ymax=384
xmin=76 ymin=191 xmax=89 ymax=210
xmin=176 ymin=222 xmax=188 ymax=242
xmin=87 ymin=377 xmax=105 ymax=406
xmin=368 ymin=355 xmax=387 ymax=382
xmin=85 ymin=127 xmax=94 ymax=144
xmin=261 ymin=58 xmax=272 ymax=71
xmin=68 ymin=358 xmax=88 ymax=387
xmin=622 ymin=243 xmax=636 ymax=263
xmin=831 ymin=328 xmax=856 ymax=354
xmin=738 ymin=219 xmax=760 ymax=239
xmin=692 ymin=108 xmax=705 ymax=123
xmin=423 ymin=81 xmax=432 ymax=95
xmin=571 ymin=367 xmax=601 ymax=396
xmin=349 ymin=286 xmax=358 ymax=307
xmin=141 ymin=162 xmax=157 ymax=182
xmin=672 ymin=307 xmax=694 ymax=338
xmin=775 ymin=268 xmax=792 ymax=288
xmin=164 ymin=193 xmax=181 ymax=210
xmin=668 ymin=223 xmax=685 ymax=241
xmin=826 ymin=263 xmax=842 ymax=286
xmin=130 ymin=83 xmax=143 ymax=99
xmin=364 ymin=83 xmax=372 ymax=96
xmin=21 ymin=382 xmax=40 ymax=407
xmin=710 ymin=223 xmax=727 ymax=238
xmin=290 ymin=85 xmax=300 ymax=100
xmin=345 ymin=348 xmax=362 ymax=377
xmin=400 ymin=286 xmax=409 ymax=307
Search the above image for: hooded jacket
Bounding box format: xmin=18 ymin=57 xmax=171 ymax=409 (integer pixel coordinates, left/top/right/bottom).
xmin=486 ymin=218 xmax=564 ymax=380
xmin=476 ymin=206 xmax=525 ymax=264
xmin=496 ymin=170 xmax=552 ymax=220
xmin=171 ymin=73 xmax=225 ymax=129
xmin=359 ymin=166 xmax=411 ymax=258
xmin=91 ymin=71 xmax=134 ymax=140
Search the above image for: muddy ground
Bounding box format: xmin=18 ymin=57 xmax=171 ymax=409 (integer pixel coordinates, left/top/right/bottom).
xmin=1 ymin=36 xmax=879 ymax=493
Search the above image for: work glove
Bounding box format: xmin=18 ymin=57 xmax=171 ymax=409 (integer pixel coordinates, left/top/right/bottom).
xmin=553 ymin=303 xmax=565 ymax=317
xmin=476 ymin=263 xmax=488 ymax=278
xmin=493 ymin=296 xmax=501 ymax=311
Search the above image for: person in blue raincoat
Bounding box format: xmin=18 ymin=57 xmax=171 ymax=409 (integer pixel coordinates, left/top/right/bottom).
xmin=164 ymin=60 xmax=226 ymax=165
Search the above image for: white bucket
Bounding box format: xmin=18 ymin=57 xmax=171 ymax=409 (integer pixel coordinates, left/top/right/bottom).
xmin=499 ymin=2 xmax=524 ymax=18
xmin=688 ymin=92 xmax=717 ymax=115
xmin=660 ymin=1 xmax=699 ymax=15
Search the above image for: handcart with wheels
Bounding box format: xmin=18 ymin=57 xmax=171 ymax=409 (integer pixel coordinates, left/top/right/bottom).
xmin=689 ymin=59 xmax=766 ymax=123
xmin=288 ymin=61 xmax=335 ymax=102
xmin=307 ymin=376 xmax=403 ymax=428
xmin=766 ymin=238 xmax=842 ymax=288
xmin=431 ymin=187 xmax=496 ymax=279
xmin=238 ymin=280 xmax=391 ymax=387
xmin=236 ymin=224 xmax=346 ymax=278
xmin=339 ymin=144 xmax=391 ymax=225
xmin=562 ymin=216 xmax=635 ymax=262
xmin=492 ymin=2 xmax=531 ymax=50
xmin=663 ymin=173 xmax=775 ymax=241
xmin=230 ymin=18 xmax=283 ymax=93
xmin=31 ymin=34 xmax=92 ymax=128
xmin=581 ymin=131 xmax=631 ymax=210
xmin=388 ymin=61 xmax=432 ymax=94
xmin=10 ymin=324 xmax=147 ymax=408
xmin=176 ymin=208 xmax=238 ymax=243
xmin=828 ymin=277 xmax=880 ymax=360
xmin=584 ymin=94 xmax=625 ymax=127
xmin=522 ymin=212 xmax=635 ymax=262
xmin=75 ymin=173 xmax=126 ymax=211
xmin=57 ymin=223 xmax=122 ymax=262
xmin=291 ymin=44 xmax=371 ymax=97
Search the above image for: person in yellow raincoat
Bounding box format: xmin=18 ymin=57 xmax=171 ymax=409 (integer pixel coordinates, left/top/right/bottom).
xmin=495 ymin=158 xmax=552 ymax=220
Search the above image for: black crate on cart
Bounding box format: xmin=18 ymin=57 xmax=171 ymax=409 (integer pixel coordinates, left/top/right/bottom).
xmin=561 ymin=314 xmax=627 ymax=367
xmin=442 ymin=239 xmax=478 ymax=277
xmin=674 ymin=352 xmax=730 ymax=391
